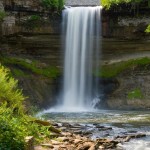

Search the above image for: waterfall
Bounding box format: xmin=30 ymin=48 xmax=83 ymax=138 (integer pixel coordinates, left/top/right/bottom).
xmin=60 ymin=6 xmax=102 ymax=111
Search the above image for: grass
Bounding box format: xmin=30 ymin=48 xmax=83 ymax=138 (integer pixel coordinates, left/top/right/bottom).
xmin=99 ymin=57 xmax=150 ymax=78
xmin=128 ymin=88 xmax=144 ymax=99
xmin=0 ymin=57 xmax=60 ymax=78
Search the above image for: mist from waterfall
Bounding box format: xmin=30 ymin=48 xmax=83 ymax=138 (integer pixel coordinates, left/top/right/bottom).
xmin=60 ymin=6 xmax=102 ymax=111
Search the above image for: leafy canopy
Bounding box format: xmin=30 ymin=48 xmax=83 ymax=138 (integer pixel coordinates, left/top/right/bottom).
xmin=41 ymin=0 xmax=64 ymax=10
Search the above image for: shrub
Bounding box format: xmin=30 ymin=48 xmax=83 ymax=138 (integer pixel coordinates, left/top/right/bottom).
xmin=0 ymin=65 xmax=51 ymax=149
xmin=41 ymin=0 xmax=64 ymax=10
xmin=0 ymin=104 xmax=50 ymax=150
xmin=0 ymin=65 xmax=25 ymax=114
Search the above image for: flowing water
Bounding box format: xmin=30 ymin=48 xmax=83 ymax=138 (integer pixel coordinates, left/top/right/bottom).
xmin=40 ymin=6 xmax=150 ymax=150
xmin=59 ymin=6 xmax=102 ymax=111
xmin=40 ymin=110 xmax=150 ymax=150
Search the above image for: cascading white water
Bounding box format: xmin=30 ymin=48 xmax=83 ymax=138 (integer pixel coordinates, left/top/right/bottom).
xmin=61 ymin=6 xmax=102 ymax=111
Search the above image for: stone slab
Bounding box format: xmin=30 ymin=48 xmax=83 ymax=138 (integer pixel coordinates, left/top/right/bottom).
xmin=65 ymin=0 xmax=100 ymax=6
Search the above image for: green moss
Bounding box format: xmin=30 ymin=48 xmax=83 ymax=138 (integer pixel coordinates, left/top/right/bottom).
xmin=128 ymin=88 xmax=144 ymax=99
xmin=12 ymin=68 xmax=26 ymax=77
xmin=0 ymin=57 xmax=60 ymax=78
xmin=100 ymin=57 xmax=150 ymax=78
xmin=0 ymin=11 xmax=6 ymax=21
xmin=41 ymin=0 xmax=64 ymax=10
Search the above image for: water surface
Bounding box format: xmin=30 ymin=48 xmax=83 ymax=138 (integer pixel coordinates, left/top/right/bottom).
xmin=41 ymin=110 xmax=150 ymax=150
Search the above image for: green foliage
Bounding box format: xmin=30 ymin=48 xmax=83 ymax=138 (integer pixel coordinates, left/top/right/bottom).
xmin=0 ymin=65 xmax=52 ymax=149
xmin=128 ymin=88 xmax=143 ymax=99
xmin=0 ymin=65 xmax=25 ymax=114
xmin=41 ymin=0 xmax=64 ymax=10
xmin=100 ymin=57 xmax=150 ymax=78
xmin=0 ymin=57 xmax=60 ymax=78
xmin=145 ymin=25 xmax=150 ymax=33
xmin=0 ymin=11 xmax=6 ymax=21
xmin=101 ymin=0 xmax=142 ymax=9
xmin=0 ymin=105 xmax=50 ymax=150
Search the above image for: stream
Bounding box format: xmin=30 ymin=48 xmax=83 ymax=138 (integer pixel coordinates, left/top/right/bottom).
xmin=40 ymin=110 xmax=150 ymax=150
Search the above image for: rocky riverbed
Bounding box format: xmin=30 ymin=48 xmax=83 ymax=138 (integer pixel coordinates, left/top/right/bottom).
xmin=34 ymin=121 xmax=147 ymax=150
xmin=33 ymin=110 xmax=150 ymax=150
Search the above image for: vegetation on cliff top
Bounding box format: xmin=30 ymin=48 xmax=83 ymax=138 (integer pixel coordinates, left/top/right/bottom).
xmin=101 ymin=0 xmax=143 ymax=9
xmin=41 ymin=0 xmax=64 ymax=10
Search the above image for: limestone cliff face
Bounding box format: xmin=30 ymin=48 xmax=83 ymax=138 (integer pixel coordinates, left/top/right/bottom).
xmin=0 ymin=0 xmax=61 ymax=36
xmin=1 ymin=0 xmax=150 ymax=39
xmin=107 ymin=68 xmax=150 ymax=110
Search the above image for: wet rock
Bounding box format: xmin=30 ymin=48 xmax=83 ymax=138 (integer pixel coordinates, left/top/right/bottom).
xmin=34 ymin=119 xmax=51 ymax=126
xmin=49 ymin=126 xmax=61 ymax=133
xmin=50 ymin=132 xmax=60 ymax=138
xmin=70 ymin=127 xmax=82 ymax=130
xmin=95 ymin=125 xmax=105 ymax=128
xmin=73 ymin=123 xmax=82 ymax=126
xmin=41 ymin=143 xmax=54 ymax=148
xmin=60 ymin=127 xmax=67 ymax=131
xmin=128 ymin=130 xmax=137 ymax=133
xmin=61 ymin=132 xmax=73 ymax=137
xmin=82 ymin=130 xmax=92 ymax=136
xmin=74 ymin=139 xmax=83 ymax=145
xmin=98 ymin=127 xmax=112 ymax=131
xmin=74 ymin=130 xmax=83 ymax=134
xmin=96 ymin=138 xmax=119 ymax=149
xmin=98 ymin=145 xmax=105 ymax=150
xmin=115 ymin=133 xmax=146 ymax=142
xmin=89 ymin=145 xmax=96 ymax=150
xmin=57 ymin=137 xmax=70 ymax=142
xmin=62 ymin=123 xmax=73 ymax=127
xmin=51 ymin=140 xmax=62 ymax=145
xmin=96 ymin=125 xmax=112 ymax=131
xmin=34 ymin=146 xmax=47 ymax=150
xmin=25 ymin=136 xmax=34 ymax=150
xmin=77 ymin=142 xmax=94 ymax=150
